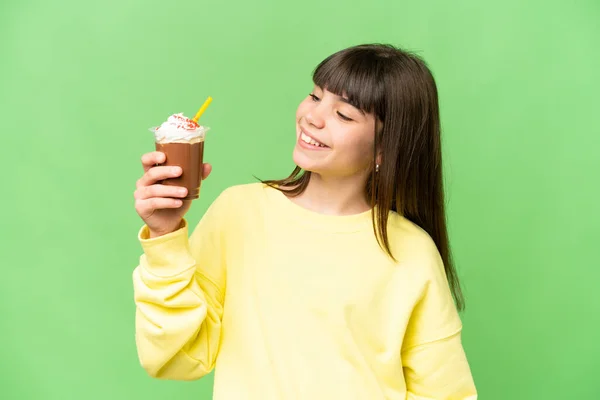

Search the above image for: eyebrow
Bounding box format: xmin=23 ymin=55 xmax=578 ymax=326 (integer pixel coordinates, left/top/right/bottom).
xmin=338 ymin=96 xmax=366 ymax=116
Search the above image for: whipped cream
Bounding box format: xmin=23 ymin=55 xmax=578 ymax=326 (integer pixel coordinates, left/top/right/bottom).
xmin=150 ymin=113 xmax=209 ymax=143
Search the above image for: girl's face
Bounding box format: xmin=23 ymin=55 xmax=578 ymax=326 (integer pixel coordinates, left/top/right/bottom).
xmin=293 ymin=85 xmax=378 ymax=178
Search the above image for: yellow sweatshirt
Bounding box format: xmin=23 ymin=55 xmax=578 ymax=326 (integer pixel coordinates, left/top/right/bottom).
xmin=133 ymin=183 xmax=477 ymax=399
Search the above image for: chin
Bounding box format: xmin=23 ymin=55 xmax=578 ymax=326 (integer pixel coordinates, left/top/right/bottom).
xmin=292 ymin=145 xmax=319 ymax=173
xmin=292 ymin=146 xmax=310 ymax=169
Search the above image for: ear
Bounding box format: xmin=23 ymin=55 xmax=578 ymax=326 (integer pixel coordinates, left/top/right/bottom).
xmin=375 ymin=118 xmax=384 ymax=134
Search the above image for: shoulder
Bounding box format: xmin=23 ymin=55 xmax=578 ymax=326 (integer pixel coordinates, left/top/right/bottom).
xmin=386 ymin=213 xmax=447 ymax=282
xmin=218 ymin=182 xmax=265 ymax=197
xmin=206 ymin=182 xmax=269 ymax=219
xmin=387 ymin=213 xmax=440 ymax=262
xmin=215 ymin=182 xmax=267 ymax=205
xmin=387 ymin=214 xmax=462 ymax=344
xmin=195 ymin=183 xmax=267 ymax=236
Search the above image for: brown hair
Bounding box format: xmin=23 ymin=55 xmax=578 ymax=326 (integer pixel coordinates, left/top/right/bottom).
xmin=262 ymin=44 xmax=464 ymax=310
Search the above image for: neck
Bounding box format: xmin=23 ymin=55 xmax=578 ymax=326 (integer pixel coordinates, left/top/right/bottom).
xmin=288 ymin=171 xmax=371 ymax=216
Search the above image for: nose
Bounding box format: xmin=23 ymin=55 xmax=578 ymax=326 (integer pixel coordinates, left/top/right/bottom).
xmin=305 ymin=104 xmax=326 ymax=129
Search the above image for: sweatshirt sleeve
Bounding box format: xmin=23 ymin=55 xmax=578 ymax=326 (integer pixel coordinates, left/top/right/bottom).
xmin=132 ymin=189 xmax=231 ymax=380
xmin=401 ymin=244 xmax=477 ymax=399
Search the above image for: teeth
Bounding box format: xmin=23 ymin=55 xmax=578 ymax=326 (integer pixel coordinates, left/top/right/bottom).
xmin=301 ymin=132 xmax=325 ymax=147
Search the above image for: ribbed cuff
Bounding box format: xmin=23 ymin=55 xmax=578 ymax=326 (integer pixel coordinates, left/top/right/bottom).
xmin=137 ymin=219 xmax=195 ymax=277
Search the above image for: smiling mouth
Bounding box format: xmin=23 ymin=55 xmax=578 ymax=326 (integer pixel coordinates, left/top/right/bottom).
xmin=300 ymin=131 xmax=328 ymax=148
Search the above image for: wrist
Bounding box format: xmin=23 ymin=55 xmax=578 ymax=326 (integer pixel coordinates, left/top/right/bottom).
xmin=148 ymin=220 xmax=184 ymax=238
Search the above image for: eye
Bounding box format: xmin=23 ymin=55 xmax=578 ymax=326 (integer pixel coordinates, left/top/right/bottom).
xmin=337 ymin=111 xmax=353 ymax=122
xmin=309 ymin=93 xmax=320 ymax=102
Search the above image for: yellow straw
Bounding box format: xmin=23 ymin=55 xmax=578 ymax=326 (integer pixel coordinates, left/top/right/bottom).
xmin=192 ymin=96 xmax=213 ymax=123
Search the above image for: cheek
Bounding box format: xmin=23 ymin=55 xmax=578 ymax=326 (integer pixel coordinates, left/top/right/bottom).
xmin=296 ymin=100 xmax=310 ymax=121
xmin=333 ymin=131 xmax=374 ymax=166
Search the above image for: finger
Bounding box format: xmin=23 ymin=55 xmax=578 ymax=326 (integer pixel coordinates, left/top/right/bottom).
xmin=202 ymin=163 xmax=212 ymax=180
xmin=134 ymin=184 xmax=188 ymax=200
xmin=141 ymin=152 xmax=166 ymax=172
xmin=137 ymin=166 xmax=182 ymax=188
xmin=136 ymin=197 xmax=183 ymax=214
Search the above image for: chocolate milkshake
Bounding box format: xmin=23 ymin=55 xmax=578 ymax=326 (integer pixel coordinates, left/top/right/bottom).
xmin=150 ymin=113 xmax=209 ymax=200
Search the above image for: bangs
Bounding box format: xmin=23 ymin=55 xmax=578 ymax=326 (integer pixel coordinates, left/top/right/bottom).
xmin=312 ymin=48 xmax=386 ymax=118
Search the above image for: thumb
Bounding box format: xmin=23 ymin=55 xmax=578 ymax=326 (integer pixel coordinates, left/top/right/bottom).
xmin=202 ymin=163 xmax=212 ymax=180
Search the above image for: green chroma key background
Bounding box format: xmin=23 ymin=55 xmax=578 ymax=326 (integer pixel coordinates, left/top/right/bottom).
xmin=1 ymin=0 xmax=598 ymax=399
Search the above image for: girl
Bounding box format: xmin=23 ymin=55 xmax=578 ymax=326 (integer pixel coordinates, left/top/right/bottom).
xmin=132 ymin=44 xmax=477 ymax=399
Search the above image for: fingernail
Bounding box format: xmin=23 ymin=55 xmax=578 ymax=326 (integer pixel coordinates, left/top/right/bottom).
xmin=173 ymin=167 xmax=181 ymax=174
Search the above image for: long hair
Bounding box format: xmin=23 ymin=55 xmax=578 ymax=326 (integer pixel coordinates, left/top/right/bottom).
xmin=262 ymin=44 xmax=464 ymax=310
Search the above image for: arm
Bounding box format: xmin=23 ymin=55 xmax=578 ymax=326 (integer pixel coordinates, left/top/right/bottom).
xmin=132 ymin=190 xmax=230 ymax=380
xmin=401 ymin=246 xmax=477 ymax=399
